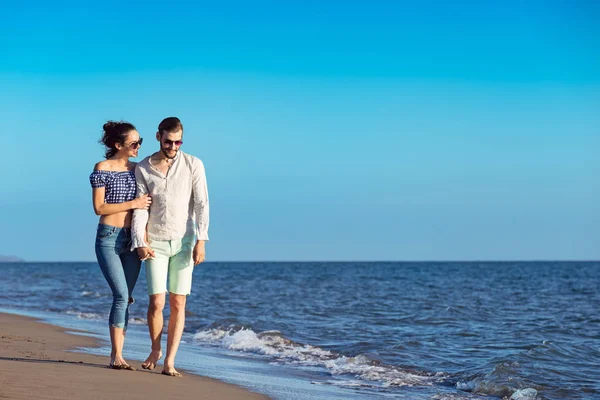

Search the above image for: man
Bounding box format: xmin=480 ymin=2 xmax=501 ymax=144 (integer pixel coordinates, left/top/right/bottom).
xmin=131 ymin=117 xmax=209 ymax=377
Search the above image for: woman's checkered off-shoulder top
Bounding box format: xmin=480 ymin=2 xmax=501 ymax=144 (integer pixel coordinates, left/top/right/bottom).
xmin=89 ymin=170 xmax=137 ymax=204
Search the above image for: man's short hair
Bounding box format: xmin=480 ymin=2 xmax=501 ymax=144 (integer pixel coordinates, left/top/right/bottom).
xmin=158 ymin=117 xmax=183 ymax=135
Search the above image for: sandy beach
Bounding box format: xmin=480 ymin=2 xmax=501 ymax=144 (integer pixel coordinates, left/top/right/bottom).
xmin=0 ymin=312 xmax=268 ymax=400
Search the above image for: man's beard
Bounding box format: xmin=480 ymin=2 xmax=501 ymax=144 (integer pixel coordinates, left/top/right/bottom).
xmin=161 ymin=146 xmax=178 ymax=159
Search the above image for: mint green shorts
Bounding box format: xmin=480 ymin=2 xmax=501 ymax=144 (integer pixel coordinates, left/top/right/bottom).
xmin=145 ymin=235 xmax=195 ymax=295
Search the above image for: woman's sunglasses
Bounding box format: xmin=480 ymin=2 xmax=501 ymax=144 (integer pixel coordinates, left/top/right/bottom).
xmin=128 ymin=138 xmax=143 ymax=149
xmin=163 ymin=139 xmax=183 ymax=147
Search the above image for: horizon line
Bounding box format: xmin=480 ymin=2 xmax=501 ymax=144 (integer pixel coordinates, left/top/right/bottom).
xmin=2 ymin=259 xmax=599 ymax=263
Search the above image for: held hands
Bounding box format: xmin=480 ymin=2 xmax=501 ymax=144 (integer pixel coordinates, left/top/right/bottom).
xmin=132 ymin=194 xmax=152 ymax=210
xmin=137 ymin=242 xmax=203 ymax=263
xmin=193 ymin=241 xmax=206 ymax=265
xmin=137 ymin=247 xmax=155 ymax=261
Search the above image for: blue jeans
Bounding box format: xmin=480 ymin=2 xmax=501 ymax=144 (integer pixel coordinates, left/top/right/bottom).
xmin=95 ymin=224 xmax=141 ymax=330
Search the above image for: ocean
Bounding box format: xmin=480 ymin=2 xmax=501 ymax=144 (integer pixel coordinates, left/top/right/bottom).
xmin=1 ymin=261 xmax=598 ymax=400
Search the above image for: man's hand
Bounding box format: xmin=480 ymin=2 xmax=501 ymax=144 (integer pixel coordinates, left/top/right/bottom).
xmin=193 ymin=241 xmax=206 ymax=265
xmin=137 ymin=247 xmax=155 ymax=261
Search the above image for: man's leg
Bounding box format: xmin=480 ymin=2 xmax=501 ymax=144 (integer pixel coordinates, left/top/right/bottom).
xmin=141 ymin=240 xmax=170 ymax=370
xmin=162 ymin=235 xmax=195 ymax=376
xmin=142 ymin=292 xmax=165 ymax=369
xmin=163 ymin=293 xmax=186 ymax=375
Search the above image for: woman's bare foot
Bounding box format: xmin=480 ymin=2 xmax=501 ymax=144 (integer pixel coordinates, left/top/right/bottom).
xmin=141 ymin=350 xmax=162 ymax=370
xmin=109 ymin=355 xmax=135 ymax=370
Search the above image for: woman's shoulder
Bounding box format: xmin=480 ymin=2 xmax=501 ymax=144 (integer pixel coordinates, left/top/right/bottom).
xmin=92 ymin=160 xmax=136 ymax=173
xmin=90 ymin=163 xmax=110 ymax=187
xmin=94 ymin=160 xmax=110 ymax=171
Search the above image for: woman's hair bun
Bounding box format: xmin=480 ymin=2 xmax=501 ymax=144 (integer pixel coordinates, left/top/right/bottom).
xmin=103 ymin=121 xmax=118 ymax=132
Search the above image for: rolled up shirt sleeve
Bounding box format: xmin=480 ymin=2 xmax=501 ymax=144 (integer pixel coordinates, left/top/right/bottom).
xmin=192 ymin=158 xmax=210 ymax=241
xmin=131 ymin=166 xmax=150 ymax=250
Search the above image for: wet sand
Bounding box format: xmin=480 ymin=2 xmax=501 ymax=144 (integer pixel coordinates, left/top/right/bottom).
xmin=0 ymin=312 xmax=268 ymax=400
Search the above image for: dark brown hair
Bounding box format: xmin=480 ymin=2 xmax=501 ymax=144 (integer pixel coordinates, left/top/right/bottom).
xmin=158 ymin=117 xmax=183 ymax=136
xmin=101 ymin=121 xmax=136 ymax=159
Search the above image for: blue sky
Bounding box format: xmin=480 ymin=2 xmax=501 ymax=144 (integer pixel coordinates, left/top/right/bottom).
xmin=0 ymin=1 xmax=598 ymax=261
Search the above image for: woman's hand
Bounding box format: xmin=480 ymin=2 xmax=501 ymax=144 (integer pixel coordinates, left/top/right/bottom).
xmin=132 ymin=194 xmax=152 ymax=210
xmin=137 ymin=247 xmax=155 ymax=261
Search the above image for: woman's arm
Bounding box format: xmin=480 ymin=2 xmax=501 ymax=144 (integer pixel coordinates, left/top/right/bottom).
xmin=92 ymin=187 xmax=149 ymax=216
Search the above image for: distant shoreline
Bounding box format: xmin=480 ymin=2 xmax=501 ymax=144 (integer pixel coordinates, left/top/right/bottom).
xmin=0 ymin=256 xmax=25 ymax=262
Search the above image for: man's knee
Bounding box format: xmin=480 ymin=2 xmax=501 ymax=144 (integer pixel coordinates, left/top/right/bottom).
xmin=148 ymin=294 xmax=166 ymax=312
xmin=169 ymin=294 xmax=186 ymax=313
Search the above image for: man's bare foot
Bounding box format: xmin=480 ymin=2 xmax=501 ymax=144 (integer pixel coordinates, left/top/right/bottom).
xmin=162 ymin=366 xmax=182 ymax=378
xmin=141 ymin=350 xmax=162 ymax=370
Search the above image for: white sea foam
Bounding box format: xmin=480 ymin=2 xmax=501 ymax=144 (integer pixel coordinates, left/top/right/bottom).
xmin=431 ymin=394 xmax=482 ymax=400
xmin=456 ymin=376 xmax=541 ymax=400
xmin=64 ymin=310 xmax=144 ymax=325
xmin=510 ymin=388 xmax=539 ymax=400
xmin=80 ymin=291 xmax=103 ymax=298
xmin=456 ymin=380 xmax=474 ymax=391
xmin=324 ymin=354 xmax=434 ymax=387
xmin=193 ymin=327 xmax=446 ymax=388
xmin=65 ymin=310 xmax=104 ymax=320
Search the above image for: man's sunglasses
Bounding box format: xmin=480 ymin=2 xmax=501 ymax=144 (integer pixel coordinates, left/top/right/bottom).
xmin=128 ymin=138 xmax=143 ymax=149
xmin=163 ymin=139 xmax=183 ymax=147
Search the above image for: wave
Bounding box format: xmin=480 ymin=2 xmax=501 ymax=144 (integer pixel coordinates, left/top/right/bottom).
xmin=65 ymin=310 xmax=105 ymax=320
xmin=509 ymin=389 xmax=540 ymax=400
xmin=456 ymin=361 xmax=544 ymax=399
xmin=193 ymin=326 xmax=447 ymax=388
xmin=193 ymin=326 xmax=552 ymax=398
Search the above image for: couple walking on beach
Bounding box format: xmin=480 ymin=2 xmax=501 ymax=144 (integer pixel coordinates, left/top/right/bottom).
xmin=89 ymin=117 xmax=209 ymax=377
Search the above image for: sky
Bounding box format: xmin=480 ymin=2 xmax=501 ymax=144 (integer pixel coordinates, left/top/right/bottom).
xmin=0 ymin=1 xmax=598 ymax=261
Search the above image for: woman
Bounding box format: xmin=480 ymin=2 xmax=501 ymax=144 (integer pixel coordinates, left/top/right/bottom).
xmin=90 ymin=121 xmax=151 ymax=370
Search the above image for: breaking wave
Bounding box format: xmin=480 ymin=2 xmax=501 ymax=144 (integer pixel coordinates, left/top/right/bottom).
xmin=193 ymin=326 xmax=447 ymax=389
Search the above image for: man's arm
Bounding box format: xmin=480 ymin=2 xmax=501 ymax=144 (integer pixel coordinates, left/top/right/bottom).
xmin=192 ymin=158 xmax=209 ymax=264
xmin=131 ymin=166 xmax=152 ymax=254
